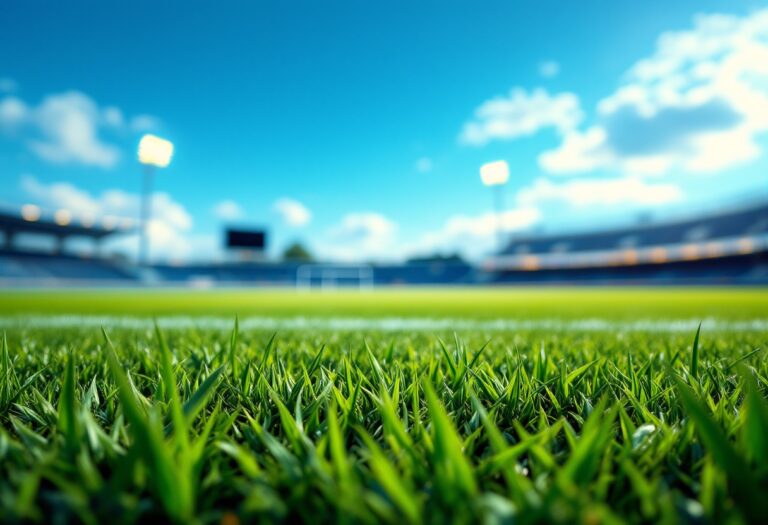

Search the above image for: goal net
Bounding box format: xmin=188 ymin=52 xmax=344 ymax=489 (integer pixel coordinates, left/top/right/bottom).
xmin=296 ymin=264 xmax=374 ymax=290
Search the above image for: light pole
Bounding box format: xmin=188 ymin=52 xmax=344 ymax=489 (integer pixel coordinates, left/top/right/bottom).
xmin=137 ymin=134 xmax=174 ymax=266
xmin=480 ymin=160 xmax=510 ymax=255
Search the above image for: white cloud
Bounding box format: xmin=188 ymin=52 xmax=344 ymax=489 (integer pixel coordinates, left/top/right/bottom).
xmin=0 ymin=97 xmax=27 ymax=128
xmin=331 ymin=212 xmax=395 ymax=239
xmin=538 ymin=127 xmax=609 ymax=174
xmin=19 ymin=175 xmax=194 ymax=261
xmin=460 ymin=88 xmax=583 ymax=146
xmin=213 ymin=200 xmax=243 ymax=220
xmin=0 ymin=77 xmax=17 ymax=93
xmin=102 ymin=106 xmax=125 ymax=128
xmin=516 ymin=176 xmax=684 ymax=208
xmin=432 ymin=208 xmax=541 ymax=239
xmin=539 ymin=60 xmax=560 ymax=78
xmin=130 ymin=114 xmax=160 ymax=132
xmin=20 ymin=175 xmax=98 ymax=213
xmin=273 ymin=197 xmax=311 ymax=226
xmin=541 ymin=8 xmax=768 ymax=176
xmin=319 ymin=208 xmax=540 ymax=262
xmin=411 ymin=207 xmax=541 ymax=259
xmin=29 ymin=92 xmax=121 ymax=167
xmin=320 ymin=212 xmax=397 ymax=261
xmin=415 ymin=157 xmax=433 ymax=173
xmin=0 ymin=90 xmax=162 ymax=168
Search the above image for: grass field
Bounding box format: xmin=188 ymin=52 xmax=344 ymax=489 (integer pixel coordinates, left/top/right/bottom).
xmin=1 ymin=287 xmax=767 ymax=524
xmin=1 ymin=287 xmax=767 ymax=319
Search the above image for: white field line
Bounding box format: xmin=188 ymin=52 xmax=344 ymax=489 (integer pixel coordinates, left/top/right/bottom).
xmin=0 ymin=315 xmax=766 ymax=332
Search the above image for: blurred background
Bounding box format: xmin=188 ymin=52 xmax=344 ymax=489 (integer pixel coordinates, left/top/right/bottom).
xmin=1 ymin=0 xmax=767 ymax=287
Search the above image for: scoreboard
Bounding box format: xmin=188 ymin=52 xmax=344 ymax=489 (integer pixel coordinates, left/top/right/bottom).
xmin=225 ymin=228 xmax=267 ymax=250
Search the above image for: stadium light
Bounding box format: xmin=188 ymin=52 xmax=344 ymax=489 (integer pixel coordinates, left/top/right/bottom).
xmin=738 ymin=237 xmax=755 ymax=254
xmin=137 ymin=134 xmax=174 ymax=266
xmin=21 ymin=204 xmax=41 ymax=222
xmin=138 ymin=134 xmax=174 ymax=168
xmin=54 ymin=209 xmax=72 ymax=226
xmin=480 ymin=160 xmax=509 ymax=187
xmin=479 ymin=160 xmax=509 ymax=254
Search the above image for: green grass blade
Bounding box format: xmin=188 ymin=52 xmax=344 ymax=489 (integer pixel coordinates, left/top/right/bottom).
xmin=358 ymin=429 xmax=421 ymax=524
xmin=671 ymin=373 xmax=766 ymax=523
xmin=739 ymin=366 xmax=768 ymax=466
xmin=57 ymin=355 xmax=81 ymax=454
xmin=182 ymin=365 xmax=225 ymax=424
xmin=424 ymin=381 xmax=478 ymax=499
xmin=102 ymin=328 xmax=194 ymax=521
xmin=154 ymin=322 xmax=189 ymax=451
xmin=691 ymin=322 xmax=701 ymax=380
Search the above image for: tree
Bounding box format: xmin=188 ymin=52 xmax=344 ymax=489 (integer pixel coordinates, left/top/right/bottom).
xmin=282 ymin=242 xmax=313 ymax=262
xmin=406 ymin=252 xmax=466 ymax=264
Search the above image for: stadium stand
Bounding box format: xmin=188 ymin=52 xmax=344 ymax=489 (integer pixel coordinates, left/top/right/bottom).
xmin=0 ymin=250 xmax=137 ymax=284
xmin=152 ymin=261 xmax=474 ymax=287
xmin=488 ymin=201 xmax=768 ymax=284
xmin=0 ymin=205 xmax=138 ymax=285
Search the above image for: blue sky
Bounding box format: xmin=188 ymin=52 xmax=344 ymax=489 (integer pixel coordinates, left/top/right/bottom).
xmin=1 ymin=0 xmax=768 ymax=262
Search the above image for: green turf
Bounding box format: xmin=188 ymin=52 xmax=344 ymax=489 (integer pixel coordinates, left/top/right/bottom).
xmin=1 ymin=288 xmax=767 ymax=524
xmin=1 ymin=286 xmax=767 ymax=319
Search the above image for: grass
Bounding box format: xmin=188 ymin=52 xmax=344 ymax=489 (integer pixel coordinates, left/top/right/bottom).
xmin=1 ymin=286 xmax=767 ymax=319
xmin=1 ymin=288 xmax=767 ymax=523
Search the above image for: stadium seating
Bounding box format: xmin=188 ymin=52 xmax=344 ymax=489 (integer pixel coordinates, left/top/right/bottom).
xmin=492 ymin=253 xmax=768 ymax=285
xmin=151 ymin=263 xmax=302 ymax=285
xmin=0 ymin=250 xmax=137 ymax=284
xmin=489 ymin=201 xmax=768 ymax=284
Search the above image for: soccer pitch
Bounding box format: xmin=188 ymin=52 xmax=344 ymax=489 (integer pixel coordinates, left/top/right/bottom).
xmin=1 ymin=286 xmax=767 ymax=319
xmin=1 ymin=287 xmax=767 ymax=524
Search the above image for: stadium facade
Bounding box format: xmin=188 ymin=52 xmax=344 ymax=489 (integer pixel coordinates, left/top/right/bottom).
xmin=1 ymin=200 xmax=766 ymax=286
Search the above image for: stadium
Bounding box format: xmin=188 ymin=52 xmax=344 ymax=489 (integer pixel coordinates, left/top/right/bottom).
xmin=1 ymin=2 xmax=767 ymax=525
xmin=2 ymin=197 xmax=767 ymax=287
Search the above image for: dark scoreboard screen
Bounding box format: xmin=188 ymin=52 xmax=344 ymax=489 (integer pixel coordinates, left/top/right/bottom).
xmin=226 ymin=229 xmax=266 ymax=249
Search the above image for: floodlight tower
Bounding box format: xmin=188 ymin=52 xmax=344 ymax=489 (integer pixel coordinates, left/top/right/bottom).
xmin=137 ymin=134 xmax=174 ymax=266
xmin=480 ymin=160 xmax=510 ymax=255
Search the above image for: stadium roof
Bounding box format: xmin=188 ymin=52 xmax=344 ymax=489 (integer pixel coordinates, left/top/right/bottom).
xmin=0 ymin=207 xmax=134 ymax=240
xmin=501 ymin=201 xmax=768 ymax=255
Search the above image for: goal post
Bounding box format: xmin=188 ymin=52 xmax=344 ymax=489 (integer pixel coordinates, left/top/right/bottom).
xmin=296 ymin=264 xmax=374 ymax=290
